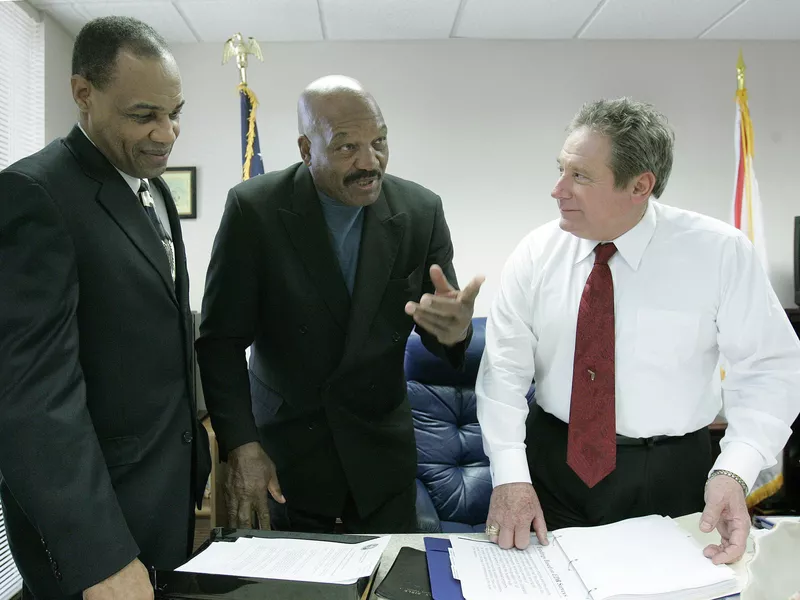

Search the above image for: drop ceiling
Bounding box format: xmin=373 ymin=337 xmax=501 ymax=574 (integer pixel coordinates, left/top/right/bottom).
xmin=23 ymin=0 xmax=799 ymax=43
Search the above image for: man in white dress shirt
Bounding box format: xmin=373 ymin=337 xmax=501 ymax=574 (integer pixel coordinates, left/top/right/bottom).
xmin=475 ymin=97 xmax=800 ymax=565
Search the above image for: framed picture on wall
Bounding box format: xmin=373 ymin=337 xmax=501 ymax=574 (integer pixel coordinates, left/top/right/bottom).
xmin=162 ymin=166 xmax=197 ymax=219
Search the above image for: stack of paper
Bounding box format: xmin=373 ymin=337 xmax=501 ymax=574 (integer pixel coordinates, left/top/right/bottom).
xmin=554 ymin=516 xmax=739 ymax=600
xmin=177 ymin=535 xmax=391 ymax=585
xmin=450 ymin=515 xmax=740 ymax=600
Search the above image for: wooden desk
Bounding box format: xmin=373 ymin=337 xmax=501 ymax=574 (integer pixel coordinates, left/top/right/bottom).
xmin=196 ymin=417 xmax=227 ymax=529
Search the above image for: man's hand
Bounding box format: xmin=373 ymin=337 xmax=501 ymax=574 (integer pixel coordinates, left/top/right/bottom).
xmin=485 ymin=482 xmax=548 ymax=550
xmin=83 ymin=558 xmax=152 ymax=600
xmin=226 ymin=442 xmax=284 ymax=529
xmin=404 ymin=265 xmax=484 ymax=346
xmin=699 ymin=474 xmax=750 ymax=564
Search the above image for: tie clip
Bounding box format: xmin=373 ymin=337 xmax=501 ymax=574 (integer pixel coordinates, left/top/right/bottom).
xmin=588 ymin=369 xmax=596 ymax=381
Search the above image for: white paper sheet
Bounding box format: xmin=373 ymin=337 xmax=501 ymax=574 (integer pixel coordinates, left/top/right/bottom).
xmin=176 ymin=535 xmax=391 ymax=585
xmin=450 ymin=536 xmax=588 ymax=600
xmin=448 ymin=547 xmax=460 ymax=580
xmin=553 ymin=516 xmax=738 ymax=600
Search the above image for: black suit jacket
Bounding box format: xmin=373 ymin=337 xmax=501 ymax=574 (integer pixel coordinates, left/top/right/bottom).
xmin=196 ymin=163 xmax=470 ymax=519
xmin=0 ymin=126 xmax=211 ymax=597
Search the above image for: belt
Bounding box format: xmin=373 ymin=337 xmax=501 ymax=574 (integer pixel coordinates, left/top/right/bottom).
xmin=537 ymin=409 xmax=697 ymax=447
xmin=615 ymin=433 xmax=673 ymax=446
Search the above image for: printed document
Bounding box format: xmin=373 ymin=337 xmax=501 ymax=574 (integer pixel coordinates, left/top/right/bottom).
xmin=177 ymin=535 xmax=391 ymax=585
xmin=450 ymin=515 xmax=740 ymax=600
xmin=450 ymin=536 xmax=587 ymax=599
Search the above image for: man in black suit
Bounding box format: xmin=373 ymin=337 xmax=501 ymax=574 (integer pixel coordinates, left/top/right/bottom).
xmin=196 ymin=75 xmax=482 ymax=534
xmin=0 ymin=17 xmax=210 ymax=599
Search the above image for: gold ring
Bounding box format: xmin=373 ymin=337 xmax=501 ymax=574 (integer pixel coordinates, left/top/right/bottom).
xmin=485 ymin=524 xmax=500 ymax=536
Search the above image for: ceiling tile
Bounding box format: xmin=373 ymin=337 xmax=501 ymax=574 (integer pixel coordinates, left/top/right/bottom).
xmin=35 ymin=3 xmax=87 ymax=36
xmin=320 ymin=0 xmax=462 ymax=40
xmin=82 ymin=2 xmax=197 ymax=42
xmin=455 ymin=0 xmax=602 ymax=39
xmin=702 ymin=0 xmax=800 ymax=40
xmin=176 ymin=0 xmax=322 ymax=43
xmin=29 ymin=0 xmax=170 ymax=4
xmin=30 ymin=0 xmax=173 ymax=7
xmin=29 ymin=0 xmax=799 ymax=42
xmin=36 ymin=1 xmax=196 ymax=42
xmin=25 ymin=0 xmax=73 ymax=5
xmin=580 ymin=0 xmax=743 ymax=39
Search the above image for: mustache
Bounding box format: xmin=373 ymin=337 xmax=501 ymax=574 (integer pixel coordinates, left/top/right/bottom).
xmin=344 ymin=170 xmax=382 ymax=186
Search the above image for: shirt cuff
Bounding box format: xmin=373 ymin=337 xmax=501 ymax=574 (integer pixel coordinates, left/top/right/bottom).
xmin=489 ymin=448 xmax=532 ymax=487
xmin=711 ymin=441 xmax=765 ymax=493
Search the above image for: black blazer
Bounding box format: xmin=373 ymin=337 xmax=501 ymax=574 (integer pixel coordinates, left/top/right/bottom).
xmin=0 ymin=126 xmax=211 ymax=597
xmin=197 ymin=163 xmax=469 ymax=518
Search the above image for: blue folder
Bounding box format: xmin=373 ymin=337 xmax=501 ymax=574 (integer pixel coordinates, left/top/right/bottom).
xmin=423 ymin=537 xmax=465 ymax=600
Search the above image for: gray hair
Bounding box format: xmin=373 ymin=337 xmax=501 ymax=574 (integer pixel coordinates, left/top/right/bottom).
xmin=567 ymin=97 xmax=674 ymax=199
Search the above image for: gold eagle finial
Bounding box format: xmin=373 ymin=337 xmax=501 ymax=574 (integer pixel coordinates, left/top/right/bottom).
xmin=222 ymin=33 xmax=263 ymax=85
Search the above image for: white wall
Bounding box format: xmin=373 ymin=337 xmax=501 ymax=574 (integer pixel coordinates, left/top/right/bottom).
xmin=48 ymin=39 xmax=800 ymax=313
xmin=43 ymin=13 xmax=74 ymax=143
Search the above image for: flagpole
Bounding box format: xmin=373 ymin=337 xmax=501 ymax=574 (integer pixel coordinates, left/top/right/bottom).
xmin=222 ymin=33 xmax=265 ymax=180
xmin=736 ymin=49 xmax=745 ymax=92
xmin=732 ymin=51 xmax=781 ymax=508
xmin=736 ymin=52 xmax=756 ymax=247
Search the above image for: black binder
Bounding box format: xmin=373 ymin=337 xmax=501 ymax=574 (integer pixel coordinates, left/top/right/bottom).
xmin=152 ymin=527 xmax=379 ymax=600
xmin=373 ymin=546 xmax=432 ymax=600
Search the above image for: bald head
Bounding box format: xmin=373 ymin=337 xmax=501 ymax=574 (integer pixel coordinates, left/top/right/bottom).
xmin=297 ymin=75 xmax=382 ymax=137
xmin=297 ymin=75 xmax=389 ymax=207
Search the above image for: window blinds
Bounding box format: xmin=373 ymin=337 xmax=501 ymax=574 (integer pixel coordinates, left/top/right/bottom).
xmin=0 ymin=1 xmax=45 ymax=171
xmin=0 ymin=503 xmax=21 ymax=600
xmin=0 ymin=6 xmax=42 ymax=594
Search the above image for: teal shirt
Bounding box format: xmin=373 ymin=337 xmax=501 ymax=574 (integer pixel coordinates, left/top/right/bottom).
xmin=318 ymin=192 xmax=364 ymax=295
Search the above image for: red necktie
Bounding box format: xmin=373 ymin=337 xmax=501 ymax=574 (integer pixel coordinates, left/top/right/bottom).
xmin=567 ymin=242 xmax=617 ymax=488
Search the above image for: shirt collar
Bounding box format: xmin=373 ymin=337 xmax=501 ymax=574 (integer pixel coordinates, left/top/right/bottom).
xmin=317 ymin=189 xmax=362 ymax=213
xmin=77 ymin=122 xmax=142 ymax=196
xmin=574 ymin=200 xmax=657 ymax=270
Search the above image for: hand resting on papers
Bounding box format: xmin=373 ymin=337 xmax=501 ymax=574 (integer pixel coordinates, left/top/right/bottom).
xmin=699 ymin=473 xmax=751 ymax=564
xmin=485 ymin=482 xmax=549 ymax=550
xmin=486 ymin=474 xmax=751 ymax=565
xmin=225 ymin=442 xmax=285 ymax=529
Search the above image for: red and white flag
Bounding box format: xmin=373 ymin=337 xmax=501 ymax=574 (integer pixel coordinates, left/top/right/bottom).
xmin=729 ymin=53 xmax=781 ymax=508
xmin=731 ymin=56 xmax=768 ymax=274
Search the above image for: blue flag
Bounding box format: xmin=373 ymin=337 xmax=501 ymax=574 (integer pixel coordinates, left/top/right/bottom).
xmin=239 ymin=84 xmax=264 ymax=180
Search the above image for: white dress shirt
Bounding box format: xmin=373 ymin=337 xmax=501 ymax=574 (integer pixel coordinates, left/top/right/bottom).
xmin=476 ymin=200 xmax=800 ymax=493
xmin=76 ymin=123 xmax=172 ymax=240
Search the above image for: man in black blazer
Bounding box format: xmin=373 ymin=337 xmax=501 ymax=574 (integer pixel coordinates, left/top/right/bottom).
xmin=197 ymin=75 xmax=483 ymax=534
xmin=0 ymin=17 xmax=210 ymax=598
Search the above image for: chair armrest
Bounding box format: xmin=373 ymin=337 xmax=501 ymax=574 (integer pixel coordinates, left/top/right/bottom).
xmin=415 ymin=479 xmax=442 ymax=533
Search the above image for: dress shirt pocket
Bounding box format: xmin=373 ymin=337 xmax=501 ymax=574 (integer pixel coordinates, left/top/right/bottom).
xmin=635 ymin=308 xmax=701 ymax=366
xmin=98 ymin=435 xmax=142 ymax=468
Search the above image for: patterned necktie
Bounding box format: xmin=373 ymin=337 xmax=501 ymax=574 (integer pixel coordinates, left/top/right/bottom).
xmin=138 ymin=180 xmax=176 ymax=283
xmin=567 ymin=242 xmax=618 ymax=488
